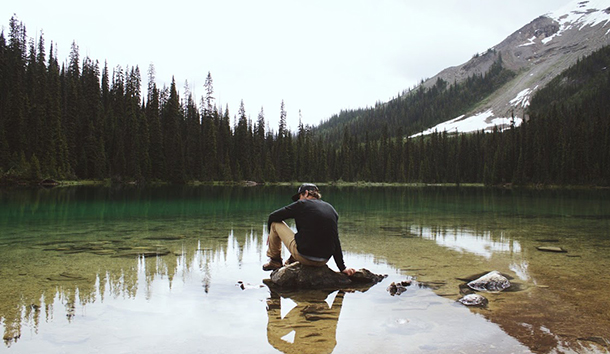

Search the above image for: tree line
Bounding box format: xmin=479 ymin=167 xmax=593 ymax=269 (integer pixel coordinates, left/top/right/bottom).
xmin=0 ymin=17 xmax=307 ymax=184
xmin=1 ymin=17 xmax=608 ymax=186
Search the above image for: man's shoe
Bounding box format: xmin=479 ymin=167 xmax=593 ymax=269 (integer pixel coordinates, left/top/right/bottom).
xmin=262 ymin=258 xmax=282 ymax=271
xmin=284 ymin=255 xmax=297 ymax=266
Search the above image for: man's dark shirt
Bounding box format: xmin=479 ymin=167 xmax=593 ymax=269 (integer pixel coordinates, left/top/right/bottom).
xmin=267 ymin=199 xmax=346 ymax=271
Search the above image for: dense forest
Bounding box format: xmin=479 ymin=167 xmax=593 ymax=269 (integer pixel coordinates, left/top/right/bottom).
xmin=1 ymin=17 xmax=609 ymax=186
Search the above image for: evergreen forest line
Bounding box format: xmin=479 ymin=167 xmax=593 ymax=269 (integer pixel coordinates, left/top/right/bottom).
xmin=1 ymin=17 xmax=609 ymax=186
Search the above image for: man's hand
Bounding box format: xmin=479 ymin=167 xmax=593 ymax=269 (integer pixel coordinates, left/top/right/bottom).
xmin=342 ymin=267 xmax=356 ymax=276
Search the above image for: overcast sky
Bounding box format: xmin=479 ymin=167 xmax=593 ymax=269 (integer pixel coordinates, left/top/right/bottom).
xmin=2 ymin=0 xmax=564 ymax=130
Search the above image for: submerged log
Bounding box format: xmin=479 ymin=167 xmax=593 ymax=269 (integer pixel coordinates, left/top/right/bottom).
xmin=536 ymin=246 xmax=567 ymax=253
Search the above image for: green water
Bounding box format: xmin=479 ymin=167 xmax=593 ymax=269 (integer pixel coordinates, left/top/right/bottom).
xmin=0 ymin=186 xmax=609 ymax=353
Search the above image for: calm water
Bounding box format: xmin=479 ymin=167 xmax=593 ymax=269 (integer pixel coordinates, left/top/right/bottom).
xmin=0 ymin=185 xmax=609 ymax=354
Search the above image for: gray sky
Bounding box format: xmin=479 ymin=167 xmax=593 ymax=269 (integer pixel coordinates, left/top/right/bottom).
xmin=2 ymin=0 xmax=564 ymax=130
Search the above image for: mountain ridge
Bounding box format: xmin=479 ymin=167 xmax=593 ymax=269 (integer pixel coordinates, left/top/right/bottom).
xmin=413 ymin=0 xmax=610 ymax=136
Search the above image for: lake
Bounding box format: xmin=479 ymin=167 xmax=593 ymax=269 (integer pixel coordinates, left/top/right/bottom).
xmin=0 ymin=185 xmax=609 ymax=353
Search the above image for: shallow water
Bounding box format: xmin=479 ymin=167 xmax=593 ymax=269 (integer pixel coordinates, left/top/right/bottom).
xmin=0 ymin=186 xmax=609 ymax=353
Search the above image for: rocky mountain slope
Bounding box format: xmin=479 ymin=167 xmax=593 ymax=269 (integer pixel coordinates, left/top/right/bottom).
xmin=414 ymin=0 xmax=610 ymax=136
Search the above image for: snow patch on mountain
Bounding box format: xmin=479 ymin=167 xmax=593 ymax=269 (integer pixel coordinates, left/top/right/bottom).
xmin=411 ymin=0 xmax=610 ymax=138
xmin=410 ymin=109 xmax=523 ymax=138
xmin=519 ymin=36 xmax=537 ymax=47
xmin=510 ymin=87 xmax=537 ymax=108
xmin=411 ymin=87 xmax=534 ymax=137
xmin=544 ymin=0 xmax=610 ymax=43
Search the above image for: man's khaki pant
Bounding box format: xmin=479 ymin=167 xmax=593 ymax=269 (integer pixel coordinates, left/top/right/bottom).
xmin=266 ymin=222 xmax=327 ymax=267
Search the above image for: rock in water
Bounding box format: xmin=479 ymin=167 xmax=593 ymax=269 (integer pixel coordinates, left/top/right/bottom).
xmin=270 ymin=263 xmax=351 ymax=289
xmin=467 ymin=270 xmax=510 ymax=292
xmin=458 ymin=294 xmax=488 ymax=307
xmin=349 ymin=268 xmax=388 ymax=284
xmin=387 ymin=281 xmax=410 ymax=296
xmin=267 ymin=263 xmax=385 ymax=290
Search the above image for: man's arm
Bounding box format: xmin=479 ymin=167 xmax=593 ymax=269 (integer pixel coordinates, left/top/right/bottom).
xmin=267 ymin=201 xmax=300 ymax=231
xmin=332 ymin=238 xmax=347 ymax=272
xmin=330 ymin=207 xmax=355 ymax=276
xmin=333 ymin=245 xmax=356 ymax=276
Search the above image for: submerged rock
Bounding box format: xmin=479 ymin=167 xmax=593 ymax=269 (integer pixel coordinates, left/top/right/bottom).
xmin=467 ymin=270 xmax=511 ymax=292
xmin=266 ymin=263 xmax=386 ymax=290
xmin=387 ymin=280 xmax=412 ymax=296
xmin=458 ymin=293 xmax=488 ymax=307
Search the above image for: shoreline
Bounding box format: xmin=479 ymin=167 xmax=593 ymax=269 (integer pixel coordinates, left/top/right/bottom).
xmin=1 ymin=177 xmax=609 ymax=190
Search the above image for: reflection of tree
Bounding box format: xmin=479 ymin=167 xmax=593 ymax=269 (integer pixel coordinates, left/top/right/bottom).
xmin=0 ymin=185 xmax=277 ymax=347
xmin=0 ymin=229 xmax=243 ymax=347
xmin=266 ymin=289 xmax=344 ymax=354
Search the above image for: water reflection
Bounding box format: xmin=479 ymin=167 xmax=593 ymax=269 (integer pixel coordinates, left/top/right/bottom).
xmin=415 ymin=226 xmax=522 ymax=259
xmin=0 ymin=186 xmax=609 ymax=353
xmin=266 ymin=290 xmax=343 ymax=354
xmin=508 ymin=261 xmax=530 ymax=281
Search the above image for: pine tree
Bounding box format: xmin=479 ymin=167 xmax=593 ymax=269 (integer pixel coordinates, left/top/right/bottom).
xmin=161 ymin=78 xmax=185 ymax=183
xmin=233 ymin=100 xmax=252 ymax=180
xmin=24 ymin=33 xmax=45 ymax=164
xmin=296 ymin=111 xmax=313 ymax=181
xmin=182 ymin=82 xmax=202 ymax=180
xmin=0 ymin=31 xmax=9 ymax=170
xmin=80 ymin=57 xmax=105 ymax=178
xmin=276 ymin=100 xmax=294 ymax=180
xmin=201 ymin=72 xmax=217 ymax=180
xmin=46 ymin=42 xmax=69 ymax=178
xmin=64 ymin=41 xmax=81 ymax=175
xmin=146 ymin=64 xmax=164 ymax=180
xmin=217 ymin=105 xmax=232 ymax=180
xmin=5 ymin=16 xmax=27 ymax=158
xmin=125 ymin=66 xmax=144 ymax=179
xmin=108 ymin=65 xmax=126 ymax=179
xmin=252 ymin=107 xmax=266 ymax=182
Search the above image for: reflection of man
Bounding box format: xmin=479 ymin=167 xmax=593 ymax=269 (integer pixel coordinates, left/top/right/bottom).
xmin=263 ymin=183 xmax=355 ymax=276
xmin=266 ymin=290 xmax=344 ymax=354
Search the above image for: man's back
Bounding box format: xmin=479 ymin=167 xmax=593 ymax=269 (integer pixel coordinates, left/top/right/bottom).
xmin=293 ymin=199 xmax=339 ymax=260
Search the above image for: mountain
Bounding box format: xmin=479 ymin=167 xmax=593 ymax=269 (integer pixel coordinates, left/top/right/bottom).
xmin=413 ymin=0 xmax=610 ymax=136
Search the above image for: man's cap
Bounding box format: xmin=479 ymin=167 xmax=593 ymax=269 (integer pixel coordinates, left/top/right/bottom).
xmin=291 ymin=183 xmax=319 ymax=202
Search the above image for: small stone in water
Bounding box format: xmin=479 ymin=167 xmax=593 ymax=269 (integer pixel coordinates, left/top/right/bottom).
xmin=458 ymin=294 xmax=488 ymax=307
xmin=387 ymin=281 xmax=408 ymax=296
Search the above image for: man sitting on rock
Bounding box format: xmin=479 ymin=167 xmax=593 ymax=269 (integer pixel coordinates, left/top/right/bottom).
xmin=263 ymin=183 xmax=356 ymax=276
